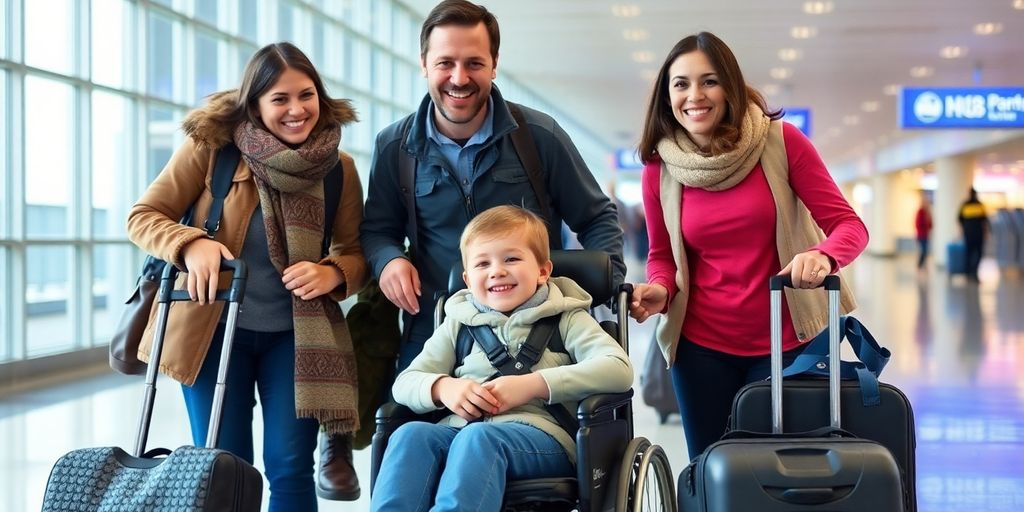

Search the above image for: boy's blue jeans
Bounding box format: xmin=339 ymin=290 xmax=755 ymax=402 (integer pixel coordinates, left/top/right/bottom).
xmin=371 ymin=421 xmax=574 ymax=512
xmin=182 ymin=324 xmax=320 ymax=512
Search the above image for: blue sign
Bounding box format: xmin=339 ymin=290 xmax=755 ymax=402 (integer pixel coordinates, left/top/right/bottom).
xmin=900 ymin=87 xmax=1024 ymax=128
xmin=783 ymin=108 xmax=812 ymax=137
xmin=614 ymin=148 xmax=643 ymax=170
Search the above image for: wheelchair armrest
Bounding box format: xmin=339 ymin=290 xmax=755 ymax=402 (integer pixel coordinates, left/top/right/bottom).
xmin=577 ymin=389 xmax=634 ymax=426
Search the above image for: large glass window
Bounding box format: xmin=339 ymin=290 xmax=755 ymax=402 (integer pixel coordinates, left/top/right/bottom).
xmin=147 ymin=12 xmax=178 ymax=101
xmin=194 ymin=31 xmax=222 ymax=102
xmin=1 ymin=69 xmax=7 ymax=237
xmin=193 ymin=0 xmax=218 ymax=27
xmin=0 ymin=0 xmax=8 ymax=59
xmin=278 ymin=1 xmax=295 ymax=43
xmin=24 ymin=0 xmax=75 ymax=75
xmin=147 ymin=105 xmax=182 ymax=185
xmin=25 ymin=76 xmax=75 ymax=238
xmin=93 ymin=244 xmax=133 ymax=345
xmin=372 ymin=2 xmax=393 ymax=47
xmin=91 ymin=91 xmax=133 ymax=238
xmin=25 ymin=245 xmax=73 ymax=356
xmin=91 ymin=0 xmax=130 ymax=89
xmin=238 ymin=1 xmax=258 ymax=42
xmin=0 ymin=248 xmax=9 ymax=362
xmin=374 ymin=52 xmax=393 ymax=99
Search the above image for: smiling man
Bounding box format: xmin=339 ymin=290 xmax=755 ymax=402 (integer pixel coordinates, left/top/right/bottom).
xmin=360 ymin=0 xmax=624 ymax=373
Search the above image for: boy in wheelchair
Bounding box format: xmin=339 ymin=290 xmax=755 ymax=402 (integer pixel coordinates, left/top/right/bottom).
xmin=370 ymin=206 xmax=634 ymax=511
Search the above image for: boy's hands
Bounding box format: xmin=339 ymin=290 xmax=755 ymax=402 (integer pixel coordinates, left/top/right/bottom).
xmin=432 ymin=376 xmax=500 ymax=421
xmin=482 ymin=374 xmax=549 ymax=414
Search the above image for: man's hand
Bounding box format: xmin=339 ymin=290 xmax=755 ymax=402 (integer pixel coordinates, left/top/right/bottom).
xmin=380 ymin=258 xmax=421 ymax=314
xmin=282 ymin=262 xmax=343 ymax=300
xmin=481 ymin=374 xmax=549 ymax=414
xmin=432 ymin=376 xmax=500 ymax=421
xmin=181 ymin=238 xmax=234 ymax=305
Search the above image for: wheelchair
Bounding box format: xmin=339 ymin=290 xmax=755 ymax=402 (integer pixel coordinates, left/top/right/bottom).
xmin=369 ymin=250 xmax=676 ymax=511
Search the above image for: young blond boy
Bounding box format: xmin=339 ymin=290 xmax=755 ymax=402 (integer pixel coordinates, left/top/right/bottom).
xmin=371 ymin=206 xmax=633 ymax=511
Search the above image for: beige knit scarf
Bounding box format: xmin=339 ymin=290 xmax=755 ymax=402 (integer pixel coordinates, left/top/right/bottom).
xmin=656 ymin=102 xmax=771 ymax=191
xmin=234 ymin=122 xmax=358 ymax=435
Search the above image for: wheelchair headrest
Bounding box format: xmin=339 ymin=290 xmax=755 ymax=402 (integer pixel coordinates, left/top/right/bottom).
xmin=446 ymin=250 xmax=615 ymax=306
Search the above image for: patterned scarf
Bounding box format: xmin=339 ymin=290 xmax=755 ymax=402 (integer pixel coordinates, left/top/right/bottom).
xmin=656 ymin=102 xmax=771 ymax=191
xmin=233 ymin=121 xmax=358 ymax=435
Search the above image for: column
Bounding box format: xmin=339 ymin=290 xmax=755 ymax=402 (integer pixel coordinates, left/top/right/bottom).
xmin=867 ymin=173 xmax=896 ymax=256
xmin=933 ymin=154 xmax=975 ymax=266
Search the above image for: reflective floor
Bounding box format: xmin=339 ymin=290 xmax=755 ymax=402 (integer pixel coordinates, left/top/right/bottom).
xmin=2 ymin=254 xmax=1022 ymax=511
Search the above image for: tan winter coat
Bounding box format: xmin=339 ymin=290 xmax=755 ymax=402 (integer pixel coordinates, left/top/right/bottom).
xmin=126 ymin=97 xmax=367 ymax=386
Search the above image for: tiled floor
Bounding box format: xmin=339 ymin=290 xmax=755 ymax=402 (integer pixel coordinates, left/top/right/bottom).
xmin=2 ymin=254 xmax=1022 ymax=511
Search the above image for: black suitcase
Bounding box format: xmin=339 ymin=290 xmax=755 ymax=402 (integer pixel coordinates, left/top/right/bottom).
xmin=678 ymin=275 xmax=906 ymax=511
xmin=731 ymin=380 xmax=916 ymax=510
xmin=42 ymin=259 xmax=264 ymax=511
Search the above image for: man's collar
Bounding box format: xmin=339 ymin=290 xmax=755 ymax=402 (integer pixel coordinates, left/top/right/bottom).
xmin=426 ymin=97 xmax=495 ymax=148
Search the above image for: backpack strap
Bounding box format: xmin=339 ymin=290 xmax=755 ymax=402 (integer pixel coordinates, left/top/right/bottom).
xmin=454 ymin=315 xmax=579 ymax=436
xmin=508 ymin=104 xmax=560 ymax=250
xmin=397 ymin=116 xmax=419 ymax=257
xmin=202 ymin=143 xmax=241 ymax=236
xmin=321 ymin=160 xmax=343 ymax=257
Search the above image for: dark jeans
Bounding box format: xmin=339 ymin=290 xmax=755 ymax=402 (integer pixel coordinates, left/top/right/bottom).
xmin=917 ymin=238 xmax=929 ymax=268
xmin=964 ymin=234 xmax=984 ymax=279
xmin=182 ymin=324 xmax=320 ymax=512
xmin=671 ymin=335 xmax=806 ymax=461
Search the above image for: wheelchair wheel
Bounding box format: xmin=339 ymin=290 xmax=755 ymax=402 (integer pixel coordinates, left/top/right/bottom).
xmin=613 ymin=437 xmax=676 ymax=512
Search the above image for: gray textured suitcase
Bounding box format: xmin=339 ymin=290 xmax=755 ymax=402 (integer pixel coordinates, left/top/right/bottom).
xmin=43 ymin=260 xmax=263 ymax=511
xmin=677 ymin=275 xmax=905 ymax=511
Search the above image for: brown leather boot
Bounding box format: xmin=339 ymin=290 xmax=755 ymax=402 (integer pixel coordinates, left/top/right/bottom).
xmin=315 ymin=431 xmax=361 ymax=501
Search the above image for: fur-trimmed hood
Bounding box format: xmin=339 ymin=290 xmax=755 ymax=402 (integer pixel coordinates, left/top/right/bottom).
xmin=181 ymin=89 xmax=358 ymax=149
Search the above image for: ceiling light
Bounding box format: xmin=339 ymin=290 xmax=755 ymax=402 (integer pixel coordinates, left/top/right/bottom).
xmin=883 ymin=84 xmax=900 ymax=95
xmin=827 ymin=127 xmax=841 ymax=137
xmin=790 ymin=26 xmax=818 ymax=39
xmin=803 ymin=1 xmax=834 ymax=14
xmin=641 ymin=69 xmax=658 ymax=82
xmin=843 ymin=115 xmax=859 ymax=126
xmin=910 ymin=66 xmax=934 ymax=78
xmin=1015 ymin=0 xmax=1024 ymax=10
xmin=622 ymin=29 xmax=649 ymax=41
xmin=778 ymin=48 xmax=802 ymax=61
xmin=861 ymin=101 xmax=880 ymax=112
xmin=940 ymin=46 xmax=967 ymax=59
xmin=974 ymin=22 xmax=1003 ymax=35
xmin=770 ymin=67 xmax=792 ymax=80
xmin=611 ymin=4 xmax=641 ymax=17
xmin=762 ymin=84 xmax=780 ymax=96
xmin=632 ymin=51 xmax=654 ymax=63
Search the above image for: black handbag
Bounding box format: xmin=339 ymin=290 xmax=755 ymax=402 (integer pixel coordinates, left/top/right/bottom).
xmin=108 ymin=144 xmax=241 ymax=374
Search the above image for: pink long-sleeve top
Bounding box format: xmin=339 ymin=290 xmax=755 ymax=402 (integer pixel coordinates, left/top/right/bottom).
xmin=643 ymin=122 xmax=867 ymax=356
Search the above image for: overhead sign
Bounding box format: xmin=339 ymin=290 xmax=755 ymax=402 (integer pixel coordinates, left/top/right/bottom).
xmin=614 ymin=148 xmax=643 ymax=170
xmin=783 ymin=108 xmax=812 ymax=137
xmin=900 ymin=87 xmax=1024 ymax=128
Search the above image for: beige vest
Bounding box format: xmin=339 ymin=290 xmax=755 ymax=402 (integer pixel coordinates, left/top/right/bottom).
xmin=654 ymin=121 xmax=857 ymax=367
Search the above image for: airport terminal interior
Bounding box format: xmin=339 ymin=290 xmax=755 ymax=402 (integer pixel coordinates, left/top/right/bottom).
xmin=2 ymin=1 xmax=1024 ymax=511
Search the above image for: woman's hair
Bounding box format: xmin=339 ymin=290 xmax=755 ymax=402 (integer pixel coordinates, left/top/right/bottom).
xmin=420 ymin=0 xmax=500 ymax=62
xmin=638 ymin=31 xmax=781 ymax=161
xmin=460 ymin=206 xmax=550 ymax=267
xmin=204 ymin=42 xmax=356 ymax=134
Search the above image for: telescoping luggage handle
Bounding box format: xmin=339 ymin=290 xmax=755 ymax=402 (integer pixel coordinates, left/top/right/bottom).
xmin=769 ymin=274 xmax=840 ymax=435
xmin=133 ymin=259 xmax=248 ymax=458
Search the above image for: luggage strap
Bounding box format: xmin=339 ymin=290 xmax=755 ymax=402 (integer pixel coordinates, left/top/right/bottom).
xmin=455 ymin=315 xmax=578 ymax=436
xmin=782 ymin=316 xmax=890 ymax=407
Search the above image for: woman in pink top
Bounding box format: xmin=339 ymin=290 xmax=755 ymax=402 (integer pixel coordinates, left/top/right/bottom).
xmin=628 ymin=32 xmax=868 ymax=460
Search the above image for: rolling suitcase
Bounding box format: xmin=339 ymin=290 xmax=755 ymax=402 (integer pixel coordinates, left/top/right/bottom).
xmin=947 ymin=241 xmax=967 ymax=276
xmin=678 ymin=275 xmax=905 ymax=511
xmin=730 ymin=321 xmax=917 ymax=510
xmin=640 ymin=317 xmax=679 ymax=424
xmin=42 ymin=259 xmax=264 ymax=511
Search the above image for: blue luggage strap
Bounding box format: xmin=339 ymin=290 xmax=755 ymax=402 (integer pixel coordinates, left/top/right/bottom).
xmin=782 ymin=316 xmax=890 ymax=407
